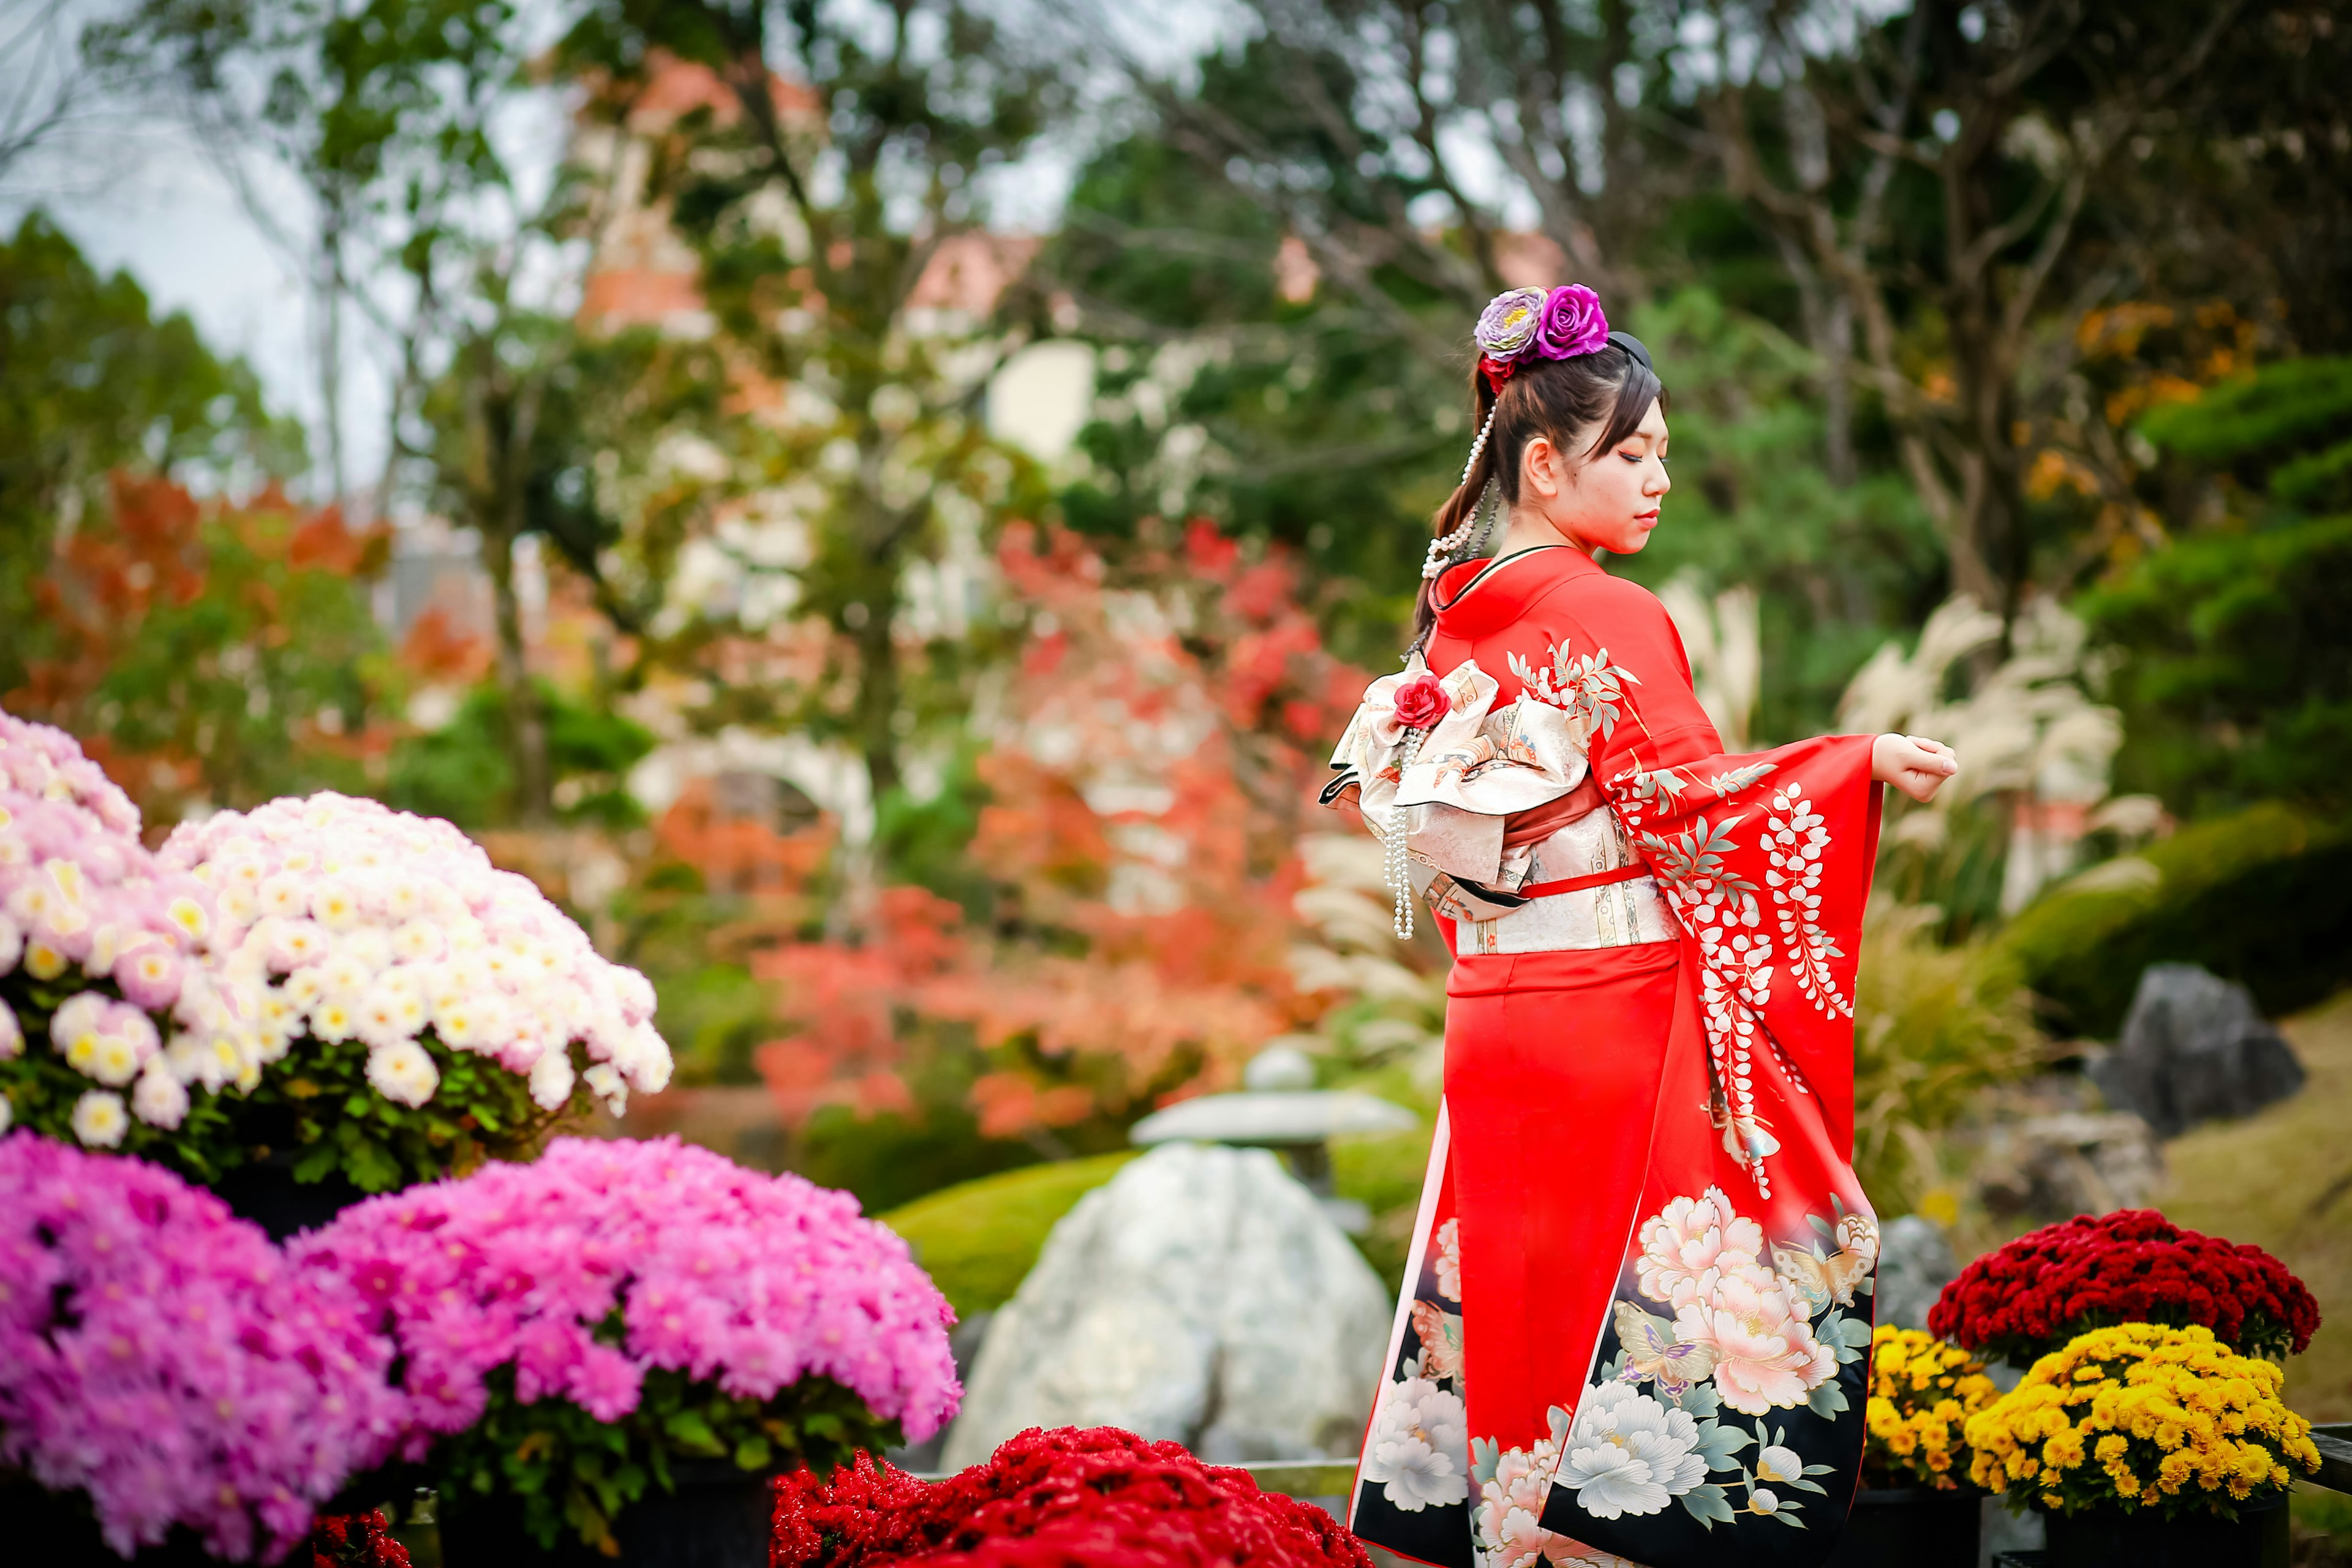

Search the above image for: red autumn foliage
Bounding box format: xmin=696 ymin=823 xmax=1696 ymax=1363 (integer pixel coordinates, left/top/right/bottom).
xmin=1926 ymin=1208 xmax=2321 ymax=1363
xmin=746 ymin=521 xmax=1372 ymax=1137
xmin=769 ymin=1427 xmax=1370 ymax=1568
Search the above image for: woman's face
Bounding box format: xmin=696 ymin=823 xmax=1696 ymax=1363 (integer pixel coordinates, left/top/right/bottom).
xmin=1519 ymin=397 xmax=1671 ymax=555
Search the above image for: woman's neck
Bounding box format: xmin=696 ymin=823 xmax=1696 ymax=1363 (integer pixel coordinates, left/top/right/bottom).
xmin=1495 ymin=505 xmax=1589 ymax=559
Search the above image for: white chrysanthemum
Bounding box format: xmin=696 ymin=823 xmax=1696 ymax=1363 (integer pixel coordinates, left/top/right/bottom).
xmin=1360 ymin=1375 xmax=1470 ymax=1511
xmin=528 ymin=1047 xmax=575 ymax=1111
xmin=317 ymin=950 xmax=372 ymax=1001
xmin=365 ymin=1039 xmax=439 ymax=1107
xmin=281 ymin=968 xmax=327 ymax=1011
xmin=131 ymin=1062 xmax=190 ymax=1129
xmin=0 ymin=913 xmax=21 ymax=974
xmin=256 ymin=872 xmax=307 ymax=919
xmin=70 ymin=1088 xmax=128 ymax=1147
xmin=390 ymin=918 xmax=445 ymax=964
xmin=164 ymin=791 xmax=674 ymax=1109
xmin=1556 ymin=1382 xmax=1709 ymax=1520
xmin=582 ymin=1061 xmax=626 ymax=1117
xmin=341 ymin=927 xmax=392 ymax=974
xmin=0 ymin=1000 xmax=19 ymax=1059
xmin=309 ymin=878 xmax=363 ymax=930
xmin=88 ymin=1031 xmax=143 ymax=1087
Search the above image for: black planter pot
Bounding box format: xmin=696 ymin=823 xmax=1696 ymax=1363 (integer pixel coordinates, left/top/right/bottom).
xmin=1 ymin=1472 xmax=221 ymax=1566
xmin=213 ymin=1150 xmax=369 ymax=1242
xmin=439 ymin=1462 xmax=777 ymax=1568
xmin=1822 ymin=1485 xmax=1983 ymax=1568
xmin=2042 ymin=1491 xmax=2290 ymax=1568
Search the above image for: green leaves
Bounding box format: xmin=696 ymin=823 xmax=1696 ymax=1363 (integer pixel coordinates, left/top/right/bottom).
xmin=423 ymin=1365 xmax=902 ymax=1552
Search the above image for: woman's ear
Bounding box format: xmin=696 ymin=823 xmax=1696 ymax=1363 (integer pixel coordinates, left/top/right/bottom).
xmin=1521 ymin=434 xmax=1564 ymax=502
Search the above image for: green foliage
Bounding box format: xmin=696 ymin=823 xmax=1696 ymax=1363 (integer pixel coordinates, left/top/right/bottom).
xmin=1992 ymin=805 xmax=2352 ymax=1038
xmin=428 ymin=1364 xmax=895 ymax=1553
xmin=259 ymin=1031 xmax=598 ymax=1193
xmin=388 ymin=679 xmax=654 ymax=832
xmin=2139 ymin=359 xmax=2352 ymax=506
xmin=654 ymin=963 xmax=778 ymax=1088
xmin=1851 ymin=908 xmax=2043 ymax=1215
xmin=2084 ymin=516 xmax=2352 ymax=819
xmin=1330 ymin=1126 xmax=1437 ymax=1292
xmin=878 ymin=1150 xmax=1139 ymax=1319
xmin=1610 ymin=290 xmax=1947 ymax=741
xmin=0 ymin=213 xmax=300 ymax=694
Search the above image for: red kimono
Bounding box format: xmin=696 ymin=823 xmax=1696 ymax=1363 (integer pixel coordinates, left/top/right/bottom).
xmin=1328 ymin=547 xmax=1883 ymax=1568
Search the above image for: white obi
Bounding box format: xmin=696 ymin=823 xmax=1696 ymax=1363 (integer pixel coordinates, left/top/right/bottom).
xmin=1326 ymin=658 xmax=1674 ymax=954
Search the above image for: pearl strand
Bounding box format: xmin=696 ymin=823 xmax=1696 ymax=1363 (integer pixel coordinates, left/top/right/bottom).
xmin=1422 ymin=404 xmax=1502 ymax=580
xmin=1385 ymin=730 xmax=1424 ymax=939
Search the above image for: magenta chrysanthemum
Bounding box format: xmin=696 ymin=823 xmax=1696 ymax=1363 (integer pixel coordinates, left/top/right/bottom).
xmin=295 ymin=1136 xmax=960 ymax=1448
xmin=0 ymin=1135 xmax=403 ymax=1562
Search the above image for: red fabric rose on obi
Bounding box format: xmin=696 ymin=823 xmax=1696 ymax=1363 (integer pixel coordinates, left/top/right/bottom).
xmin=1393 ymin=673 xmax=1451 ymax=730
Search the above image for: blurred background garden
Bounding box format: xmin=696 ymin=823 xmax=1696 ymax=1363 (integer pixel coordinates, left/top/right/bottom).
xmin=2 ymin=0 xmax=2346 ymax=1483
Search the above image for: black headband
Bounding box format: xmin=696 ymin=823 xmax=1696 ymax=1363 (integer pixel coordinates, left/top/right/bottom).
xmin=1608 ymin=330 xmax=1653 ymax=372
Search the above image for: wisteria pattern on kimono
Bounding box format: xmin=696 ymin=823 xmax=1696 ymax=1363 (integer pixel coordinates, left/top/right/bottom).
xmin=1331 ymin=546 xmax=1884 ymax=1568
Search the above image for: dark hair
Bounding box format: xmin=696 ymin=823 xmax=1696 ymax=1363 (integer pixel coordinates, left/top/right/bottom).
xmin=1409 ymin=342 xmax=1666 ymax=650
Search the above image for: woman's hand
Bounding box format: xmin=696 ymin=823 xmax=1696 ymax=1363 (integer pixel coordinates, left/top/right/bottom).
xmin=1872 ymin=733 xmax=1959 ymax=804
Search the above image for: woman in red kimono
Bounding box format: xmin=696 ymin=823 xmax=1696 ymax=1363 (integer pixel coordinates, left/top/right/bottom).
xmin=1328 ymin=284 xmax=1958 ymax=1568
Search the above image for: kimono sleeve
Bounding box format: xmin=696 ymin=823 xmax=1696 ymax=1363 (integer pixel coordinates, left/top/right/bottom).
xmin=1607 ymin=736 xmax=1882 ymax=1158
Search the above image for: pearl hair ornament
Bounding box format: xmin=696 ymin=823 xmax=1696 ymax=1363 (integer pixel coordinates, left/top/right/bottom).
xmin=1422 ymin=396 xmax=1502 ymax=581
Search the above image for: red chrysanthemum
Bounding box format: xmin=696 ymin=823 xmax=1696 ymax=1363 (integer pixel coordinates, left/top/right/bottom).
xmin=1928 ymin=1209 xmax=2320 ymax=1364
xmin=772 ymin=1428 xmax=1370 ymax=1568
xmin=309 ymin=1510 xmax=413 ymax=1568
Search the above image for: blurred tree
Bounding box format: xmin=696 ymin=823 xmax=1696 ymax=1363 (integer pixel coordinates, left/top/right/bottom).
xmin=7 ymin=476 xmax=391 ymax=824
xmin=92 ymin=0 xmax=527 ymax=503
xmin=556 ymin=0 xmax=1065 ymax=808
xmin=1694 ymin=0 xmax=2244 ymax=622
xmin=2084 ymin=358 xmax=2352 ymax=819
xmin=0 ymin=213 xmax=302 ymax=698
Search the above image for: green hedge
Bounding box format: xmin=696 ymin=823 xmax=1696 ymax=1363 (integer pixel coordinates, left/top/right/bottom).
xmin=1993 ymin=804 xmax=2352 ymax=1038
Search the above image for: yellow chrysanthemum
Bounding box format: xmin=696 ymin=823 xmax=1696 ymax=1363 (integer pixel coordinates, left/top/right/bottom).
xmin=1964 ymin=1322 xmax=2318 ymax=1517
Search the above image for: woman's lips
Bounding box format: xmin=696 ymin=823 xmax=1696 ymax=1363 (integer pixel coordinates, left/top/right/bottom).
xmin=1634 ymin=510 xmax=1660 ymax=527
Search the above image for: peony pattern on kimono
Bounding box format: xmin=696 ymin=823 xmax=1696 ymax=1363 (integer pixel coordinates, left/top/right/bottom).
xmin=1363 ymin=1374 xmax=1474 ymax=1512
xmin=1436 ymin=1217 xmax=1464 ymax=1303
xmin=1472 ymin=1417 xmax=1635 ymax=1568
xmin=1556 ymin=1383 xmax=1712 ymax=1519
xmin=1671 ymin=1264 xmax=1838 ymax=1417
xmin=1634 ymin=1188 xmax=1765 ymax=1311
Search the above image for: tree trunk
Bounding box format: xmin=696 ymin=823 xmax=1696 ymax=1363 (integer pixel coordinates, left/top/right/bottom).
xmin=481 ymin=520 xmax=552 ymax=825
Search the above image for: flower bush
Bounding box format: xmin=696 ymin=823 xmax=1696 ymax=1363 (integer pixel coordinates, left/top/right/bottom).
xmin=0 ymin=713 xmax=266 ymax=1176
xmin=297 ymin=1136 xmax=958 ymax=1553
xmin=770 ymin=1427 xmax=1371 ymax=1568
xmin=1861 ymin=1326 xmax=1998 ymax=1490
xmin=160 ymin=792 xmax=673 ymax=1191
xmin=1927 ymin=1208 xmax=2320 ymax=1363
xmin=0 ymin=1134 xmax=402 ymax=1562
xmin=1962 ymin=1322 xmax=2320 ymax=1518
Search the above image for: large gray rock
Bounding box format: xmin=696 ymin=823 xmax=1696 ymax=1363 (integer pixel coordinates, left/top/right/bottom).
xmin=939 ymin=1142 xmax=1391 ymax=1470
xmin=2089 ymin=963 xmax=2305 ymax=1138
xmin=1975 ymin=1110 xmax=2166 ymax=1223
xmin=1873 ymin=1215 xmax=1959 ymax=1331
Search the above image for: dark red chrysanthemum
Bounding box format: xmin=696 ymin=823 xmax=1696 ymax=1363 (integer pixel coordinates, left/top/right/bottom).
xmin=1927 ymin=1210 xmax=2320 ymax=1363
xmin=309 ymin=1510 xmax=412 ymax=1568
xmin=772 ymin=1428 xmax=1371 ymax=1568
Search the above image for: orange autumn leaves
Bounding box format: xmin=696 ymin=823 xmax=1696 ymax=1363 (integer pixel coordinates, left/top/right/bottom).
xmin=749 ymin=521 xmax=1371 ymax=1138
